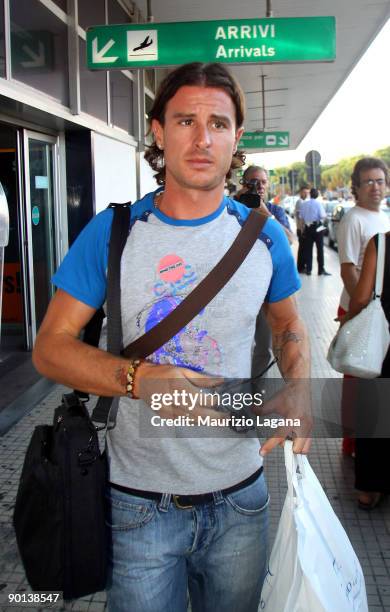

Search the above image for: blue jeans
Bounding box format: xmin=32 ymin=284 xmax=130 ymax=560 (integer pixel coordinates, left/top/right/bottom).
xmin=106 ymin=471 xmax=269 ymax=612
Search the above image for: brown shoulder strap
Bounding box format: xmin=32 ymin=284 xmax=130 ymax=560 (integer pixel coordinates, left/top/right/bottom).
xmin=123 ymin=210 xmax=268 ymax=359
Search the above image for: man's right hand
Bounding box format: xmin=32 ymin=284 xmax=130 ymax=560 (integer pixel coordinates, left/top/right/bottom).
xmin=134 ymin=361 xmax=224 ymax=420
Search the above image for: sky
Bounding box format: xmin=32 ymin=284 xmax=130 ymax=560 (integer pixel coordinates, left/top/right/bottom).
xmin=249 ymin=18 xmax=390 ymax=170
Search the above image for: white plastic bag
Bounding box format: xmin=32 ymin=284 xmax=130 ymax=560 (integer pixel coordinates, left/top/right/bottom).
xmin=259 ymin=442 xmax=368 ymax=612
xmin=327 ymin=296 xmax=389 ymax=378
xmin=327 ymin=232 xmax=389 ymax=379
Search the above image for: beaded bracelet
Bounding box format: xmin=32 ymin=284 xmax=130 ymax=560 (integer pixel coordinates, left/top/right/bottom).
xmin=126 ymin=359 xmax=142 ymax=399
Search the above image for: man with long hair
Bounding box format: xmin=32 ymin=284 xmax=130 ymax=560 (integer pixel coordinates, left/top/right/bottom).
xmin=33 ymin=62 xmax=310 ymax=612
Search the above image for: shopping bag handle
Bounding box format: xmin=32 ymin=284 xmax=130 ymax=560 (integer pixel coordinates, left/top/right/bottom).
xmin=284 ymin=440 xmax=306 ymax=507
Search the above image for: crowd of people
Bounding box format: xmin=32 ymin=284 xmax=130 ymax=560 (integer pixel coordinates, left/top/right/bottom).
xmin=234 ymin=156 xmax=390 ymax=511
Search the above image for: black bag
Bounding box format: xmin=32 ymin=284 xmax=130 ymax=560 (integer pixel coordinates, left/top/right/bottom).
xmin=13 ymin=202 xmax=132 ymax=601
xmin=13 ymin=393 xmax=107 ymax=600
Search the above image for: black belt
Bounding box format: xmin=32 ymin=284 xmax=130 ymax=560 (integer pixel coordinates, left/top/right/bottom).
xmin=110 ymin=466 xmax=263 ymax=510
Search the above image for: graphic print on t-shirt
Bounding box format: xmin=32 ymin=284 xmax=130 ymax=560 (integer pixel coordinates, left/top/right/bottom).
xmin=136 ymin=253 xmax=222 ymax=373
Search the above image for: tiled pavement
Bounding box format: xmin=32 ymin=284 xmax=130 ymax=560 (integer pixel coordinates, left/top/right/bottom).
xmin=0 ymin=242 xmax=389 ymax=612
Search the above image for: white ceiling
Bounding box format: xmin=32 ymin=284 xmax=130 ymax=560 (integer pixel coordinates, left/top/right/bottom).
xmin=145 ymin=0 xmax=390 ymax=152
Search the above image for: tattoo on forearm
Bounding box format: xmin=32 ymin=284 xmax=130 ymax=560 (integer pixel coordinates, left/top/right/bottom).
xmin=273 ymin=331 xmax=302 ymax=362
xmin=115 ymin=366 xmax=128 ymax=391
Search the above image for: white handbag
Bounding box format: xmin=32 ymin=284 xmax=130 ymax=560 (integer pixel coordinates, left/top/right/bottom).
xmin=327 ymin=232 xmax=390 ymax=378
xmin=259 ymin=442 xmax=368 ymax=612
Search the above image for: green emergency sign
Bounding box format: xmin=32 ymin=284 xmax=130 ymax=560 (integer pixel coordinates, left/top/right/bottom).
xmin=86 ymin=17 xmax=335 ymax=70
xmin=239 ymin=131 xmax=290 ymax=149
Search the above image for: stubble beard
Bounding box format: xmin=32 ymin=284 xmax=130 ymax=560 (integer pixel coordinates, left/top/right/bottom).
xmin=166 ymin=164 xmax=230 ymax=193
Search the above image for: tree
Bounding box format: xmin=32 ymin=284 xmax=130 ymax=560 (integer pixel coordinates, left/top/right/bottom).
xmin=373 ymin=146 xmax=390 ymax=166
xmin=321 ymin=155 xmax=363 ymax=192
xmin=258 ymin=145 xmax=390 ymax=198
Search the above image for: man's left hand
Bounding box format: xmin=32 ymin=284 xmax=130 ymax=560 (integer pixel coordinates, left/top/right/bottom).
xmin=253 ymin=379 xmax=313 ymax=455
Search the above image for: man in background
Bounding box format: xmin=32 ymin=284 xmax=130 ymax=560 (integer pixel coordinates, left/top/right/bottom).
xmin=236 ymin=165 xmax=293 ymax=375
xmin=298 ymin=187 xmax=330 ymax=276
xmin=237 ymin=166 xmax=294 ymax=244
xmin=294 ymin=184 xmax=310 ymax=272
xmin=338 ymin=157 xmax=390 ymax=314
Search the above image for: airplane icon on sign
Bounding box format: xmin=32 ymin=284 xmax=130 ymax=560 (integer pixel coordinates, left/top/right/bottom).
xmin=126 ymin=26 xmax=158 ymax=64
xmin=133 ymin=35 xmax=153 ymax=52
xmin=127 ymin=30 xmax=158 ymax=62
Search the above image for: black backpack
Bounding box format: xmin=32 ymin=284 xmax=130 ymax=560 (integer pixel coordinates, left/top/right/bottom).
xmin=13 ymin=203 xmax=131 ymax=600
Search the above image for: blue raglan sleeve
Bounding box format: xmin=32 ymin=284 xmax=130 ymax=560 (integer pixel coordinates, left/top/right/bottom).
xmin=52 ymin=209 xmax=114 ymax=309
xmin=270 ymin=204 xmax=291 ymax=230
xmin=262 ymin=218 xmax=301 ymax=303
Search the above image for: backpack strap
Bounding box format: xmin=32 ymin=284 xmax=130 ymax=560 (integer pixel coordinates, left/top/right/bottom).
xmin=74 ymin=308 xmax=105 ymax=401
xmin=74 ymin=202 xmax=131 ymax=424
xmin=374 ymin=233 xmax=386 ymax=299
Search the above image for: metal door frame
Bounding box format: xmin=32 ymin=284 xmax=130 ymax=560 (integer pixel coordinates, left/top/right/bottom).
xmin=23 ymin=130 xmax=60 ymax=346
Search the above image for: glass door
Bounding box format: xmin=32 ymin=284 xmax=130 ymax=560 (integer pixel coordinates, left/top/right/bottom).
xmin=24 ymin=131 xmax=58 ymax=342
xmin=0 ymin=125 xmax=27 ymax=353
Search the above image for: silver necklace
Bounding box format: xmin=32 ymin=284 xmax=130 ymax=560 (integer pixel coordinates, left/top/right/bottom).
xmin=154 ymin=191 xmax=164 ymax=209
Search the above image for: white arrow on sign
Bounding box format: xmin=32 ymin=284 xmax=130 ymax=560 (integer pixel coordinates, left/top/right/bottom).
xmin=278 ymin=136 xmax=289 ymax=146
xmin=92 ymin=38 xmax=118 ymax=64
xmin=21 ymin=42 xmax=45 ymax=68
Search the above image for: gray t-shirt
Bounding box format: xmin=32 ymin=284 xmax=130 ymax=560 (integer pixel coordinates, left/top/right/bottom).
xmin=53 ymin=192 xmax=300 ymax=494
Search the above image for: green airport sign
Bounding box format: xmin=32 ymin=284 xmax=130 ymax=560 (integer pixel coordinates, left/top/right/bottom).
xmin=86 ymin=17 xmax=335 ymax=69
xmin=238 ymin=131 xmax=290 ymax=150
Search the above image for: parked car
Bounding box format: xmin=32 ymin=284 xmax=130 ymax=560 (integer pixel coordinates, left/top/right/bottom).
xmin=322 ymin=199 xmax=338 ymax=236
xmin=326 ymin=201 xmax=354 ymax=249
